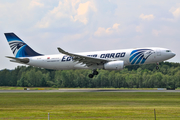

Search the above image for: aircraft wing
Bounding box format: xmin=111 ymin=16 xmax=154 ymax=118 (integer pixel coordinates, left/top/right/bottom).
xmin=57 ymin=47 xmax=110 ymax=66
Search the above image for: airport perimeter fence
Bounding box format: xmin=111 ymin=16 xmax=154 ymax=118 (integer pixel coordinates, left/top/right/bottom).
xmin=1 ymin=111 xmax=180 ymax=120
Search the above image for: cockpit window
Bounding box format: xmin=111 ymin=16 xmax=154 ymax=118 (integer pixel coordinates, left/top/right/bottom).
xmin=166 ymin=50 xmax=171 ymax=52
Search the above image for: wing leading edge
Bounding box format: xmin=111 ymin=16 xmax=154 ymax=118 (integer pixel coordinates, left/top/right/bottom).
xmin=57 ymin=47 xmax=110 ymax=67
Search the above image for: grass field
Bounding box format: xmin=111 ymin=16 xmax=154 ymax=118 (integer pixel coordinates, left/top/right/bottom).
xmin=0 ymin=92 xmax=180 ymax=120
xmin=1 ymin=86 xmax=179 ymax=90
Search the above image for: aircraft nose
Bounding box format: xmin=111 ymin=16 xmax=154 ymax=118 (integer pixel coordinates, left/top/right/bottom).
xmin=172 ymin=52 xmax=176 ymax=57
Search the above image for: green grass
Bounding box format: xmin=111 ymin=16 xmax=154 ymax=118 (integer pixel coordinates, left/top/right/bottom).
xmin=0 ymin=86 xmax=171 ymax=90
xmin=0 ymin=92 xmax=180 ymax=120
xmin=0 ymin=86 xmax=58 ymax=90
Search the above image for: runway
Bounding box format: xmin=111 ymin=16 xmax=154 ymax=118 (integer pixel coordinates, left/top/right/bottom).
xmin=0 ymin=89 xmax=180 ymax=93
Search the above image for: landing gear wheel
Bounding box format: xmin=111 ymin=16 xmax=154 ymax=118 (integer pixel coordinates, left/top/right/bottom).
xmin=156 ymin=66 xmax=159 ymax=70
xmin=89 ymin=74 xmax=94 ymax=78
xmin=93 ymin=71 xmax=99 ymax=75
xmin=89 ymin=69 xmax=98 ymax=78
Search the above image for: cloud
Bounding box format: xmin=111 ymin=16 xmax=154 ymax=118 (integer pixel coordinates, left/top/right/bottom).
xmin=0 ymin=0 xmax=46 ymax=29
xmin=72 ymin=1 xmax=97 ymax=24
xmin=172 ymin=8 xmax=180 ymax=18
xmin=29 ymin=0 xmax=44 ymax=9
xmin=169 ymin=6 xmax=180 ymax=19
xmin=162 ymin=5 xmax=180 ymax=22
xmin=94 ymin=23 xmax=120 ymax=36
xmin=35 ymin=0 xmax=97 ymax=28
xmin=112 ymin=23 xmax=120 ymax=29
xmin=152 ymin=26 xmax=178 ymax=37
xmin=1 ymin=0 xmax=180 ymax=70
xmin=139 ymin=14 xmax=155 ymax=21
xmin=152 ymin=29 xmax=161 ymax=36
xmin=136 ymin=24 xmax=143 ymax=33
xmin=35 ymin=1 xmax=69 ymax=28
xmin=61 ymin=31 xmax=88 ymax=43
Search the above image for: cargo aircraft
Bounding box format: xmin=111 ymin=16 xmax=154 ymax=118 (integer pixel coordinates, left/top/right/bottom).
xmin=4 ymin=33 xmax=176 ymax=78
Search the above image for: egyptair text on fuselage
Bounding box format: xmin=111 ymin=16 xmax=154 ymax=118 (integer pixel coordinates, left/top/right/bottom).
xmin=61 ymin=52 xmax=126 ymax=62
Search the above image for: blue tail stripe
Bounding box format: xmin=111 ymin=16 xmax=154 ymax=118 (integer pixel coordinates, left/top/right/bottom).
xmin=16 ymin=45 xmax=26 ymax=58
xmin=4 ymin=33 xmax=23 ymax=42
xmin=15 ymin=45 xmax=43 ymax=58
xmin=25 ymin=45 xmax=42 ymax=57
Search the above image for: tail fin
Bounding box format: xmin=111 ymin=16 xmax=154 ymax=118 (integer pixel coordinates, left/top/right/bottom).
xmin=4 ymin=33 xmax=43 ymax=58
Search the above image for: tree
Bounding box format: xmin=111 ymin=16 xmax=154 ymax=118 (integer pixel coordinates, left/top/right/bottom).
xmin=1 ymin=61 xmax=180 ymax=88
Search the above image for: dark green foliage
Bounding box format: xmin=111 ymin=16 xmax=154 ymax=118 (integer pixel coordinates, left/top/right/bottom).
xmin=0 ymin=62 xmax=180 ymax=88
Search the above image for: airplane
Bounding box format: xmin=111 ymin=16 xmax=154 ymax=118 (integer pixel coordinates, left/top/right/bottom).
xmin=4 ymin=33 xmax=176 ymax=78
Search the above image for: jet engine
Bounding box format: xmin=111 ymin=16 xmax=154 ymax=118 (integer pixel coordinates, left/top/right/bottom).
xmin=104 ymin=61 xmax=124 ymax=70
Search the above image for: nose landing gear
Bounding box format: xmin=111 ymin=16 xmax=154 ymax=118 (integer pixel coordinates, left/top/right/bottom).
xmin=88 ymin=70 xmax=99 ymax=78
xmin=156 ymin=62 xmax=159 ymax=70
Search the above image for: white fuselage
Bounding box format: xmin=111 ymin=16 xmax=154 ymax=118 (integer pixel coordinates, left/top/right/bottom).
xmin=25 ymin=47 xmax=175 ymax=70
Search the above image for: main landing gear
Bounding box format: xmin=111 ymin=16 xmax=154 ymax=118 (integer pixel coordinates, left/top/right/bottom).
xmin=89 ymin=70 xmax=99 ymax=78
xmin=156 ymin=62 xmax=159 ymax=70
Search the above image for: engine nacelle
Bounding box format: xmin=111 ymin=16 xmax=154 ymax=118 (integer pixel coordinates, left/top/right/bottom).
xmin=104 ymin=61 xmax=124 ymax=70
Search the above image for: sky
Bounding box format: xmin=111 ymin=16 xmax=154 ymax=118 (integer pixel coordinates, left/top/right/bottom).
xmin=0 ymin=0 xmax=180 ymax=70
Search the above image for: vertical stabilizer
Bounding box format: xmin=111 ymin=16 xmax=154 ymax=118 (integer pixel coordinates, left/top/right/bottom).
xmin=4 ymin=33 xmax=43 ymax=58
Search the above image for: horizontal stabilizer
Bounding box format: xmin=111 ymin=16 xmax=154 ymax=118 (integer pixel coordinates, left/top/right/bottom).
xmin=6 ymin=56 xmax=29 ymax=64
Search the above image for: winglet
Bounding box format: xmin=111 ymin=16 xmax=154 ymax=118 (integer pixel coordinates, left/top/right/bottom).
xmin=57 ymin=47 xmax=80 ymax=58
xmin=57 ymin=47 xmax=69 ymax=55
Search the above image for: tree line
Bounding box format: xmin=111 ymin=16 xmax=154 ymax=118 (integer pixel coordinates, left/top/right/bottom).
xmin=0 ymin=62 xmax=180 ymax=88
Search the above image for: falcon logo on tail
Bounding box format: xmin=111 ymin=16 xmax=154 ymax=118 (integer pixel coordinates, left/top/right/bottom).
xmin=4 ymin=33 xmax=43 ymax=58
